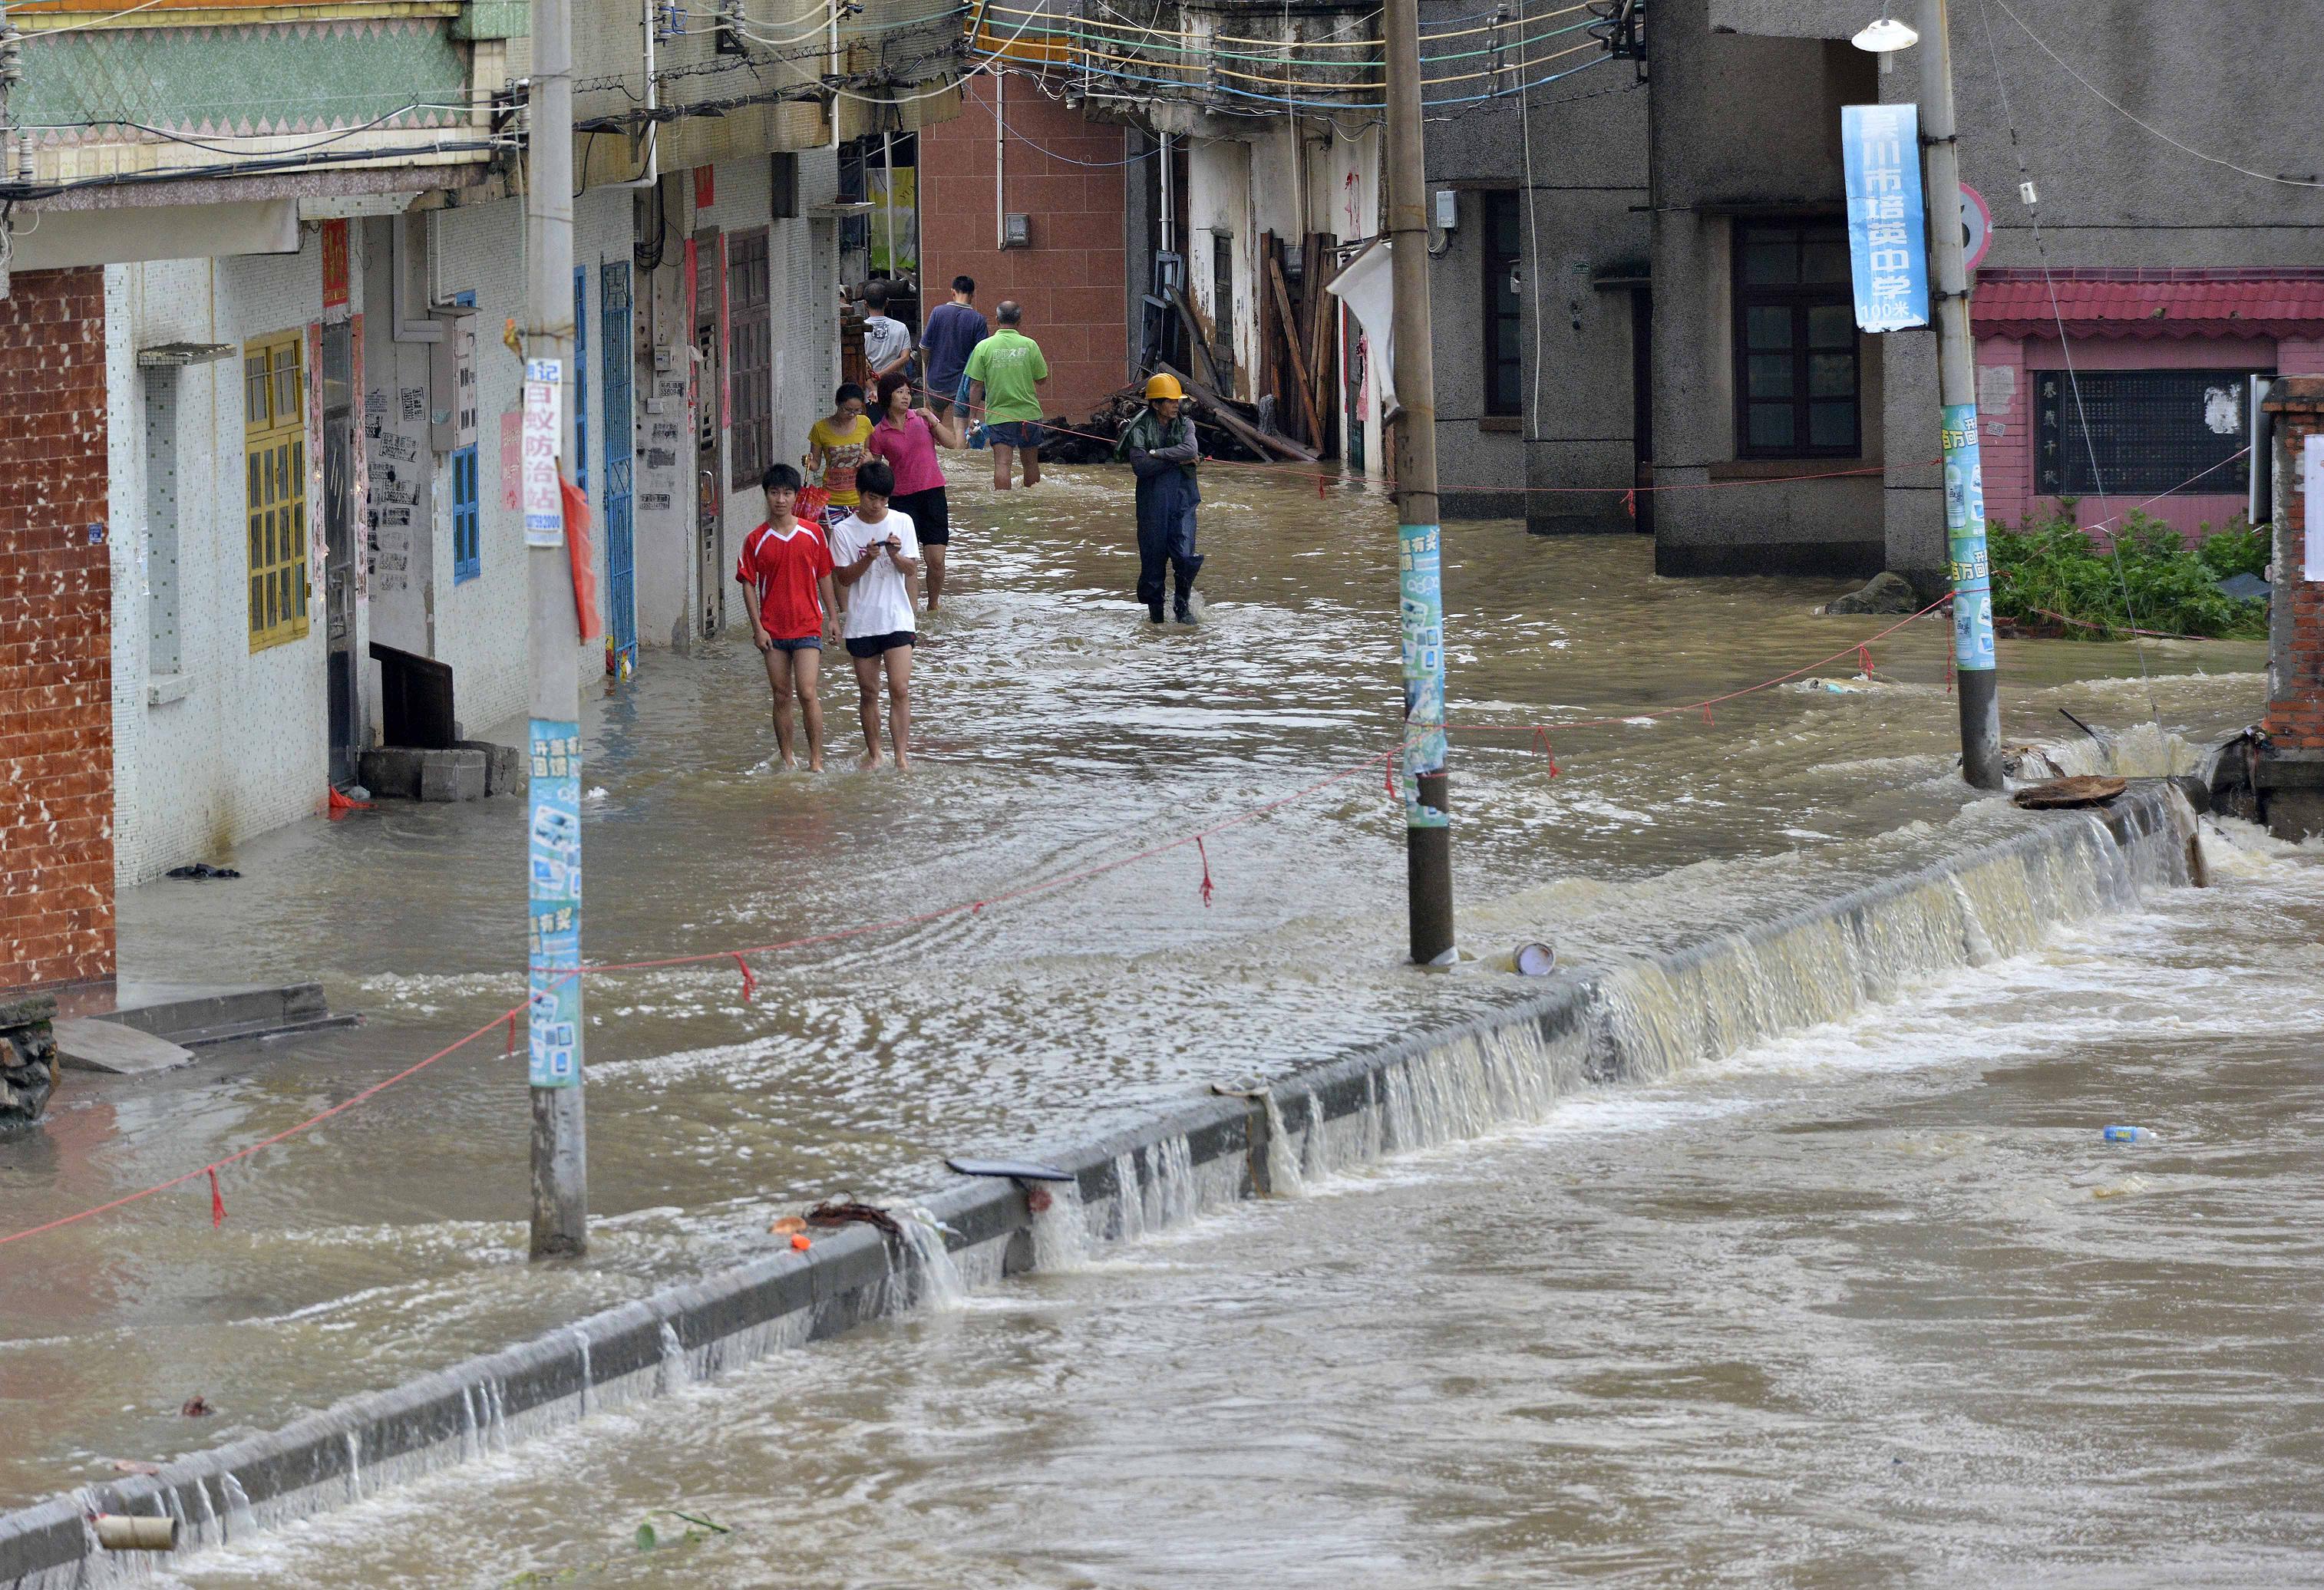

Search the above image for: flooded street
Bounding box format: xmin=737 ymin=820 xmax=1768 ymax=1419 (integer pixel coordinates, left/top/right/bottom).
xmin=175 ymin=823 xmax=2324 ymax=1588
xmin=0 ymin=459 xmax=2282 ymax=1525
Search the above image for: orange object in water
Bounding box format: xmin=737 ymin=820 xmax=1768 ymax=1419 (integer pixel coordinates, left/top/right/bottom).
xmin=790 ymin=1233 xmax=811 ymax=1251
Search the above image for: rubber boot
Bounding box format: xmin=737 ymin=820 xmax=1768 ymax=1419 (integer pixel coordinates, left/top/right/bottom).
xmin=1172 ymin=555 xmax=1202 ymax=624
xmin=1137 ymin=556 xmax=1167 ymax=622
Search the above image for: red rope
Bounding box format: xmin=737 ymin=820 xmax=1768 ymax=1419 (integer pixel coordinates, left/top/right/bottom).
xmin=0 ymin=1006 xmax=518 ymax=1249
xmin=208 ymin=1168 xmax=225 ymax=1229
xmin=733 ymin=952 xmax=757 ymax=1002
xmin=2026 ymin=606 xmax=2242 ymax=643
xmin=1197 ymin=836 xmax=1215 ymax=907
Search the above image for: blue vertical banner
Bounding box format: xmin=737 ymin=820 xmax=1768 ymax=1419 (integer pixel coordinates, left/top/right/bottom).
xmin=527 ymin=719 xmax=583 ymax=1089
xmin=1942 ymin=403 xmax=1997 ymax=673
xmin=1398 ymin=523 xmax=1449 ymax=828
xmin=1841 ymin=104 xmax=1931 ymax=334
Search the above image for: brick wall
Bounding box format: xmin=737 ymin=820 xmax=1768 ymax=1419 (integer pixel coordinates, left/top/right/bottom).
xmin=2262 ymin=375 xmax=2323 ymax=754
xmin=919 ymin=80 xmax=1130 ymax=424
xmin=0 ymin=268 xmax=115 ymax=988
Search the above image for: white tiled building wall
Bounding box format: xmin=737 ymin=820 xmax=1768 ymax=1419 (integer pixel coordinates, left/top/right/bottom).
xmin=105 ymin=237 xmax=338 ymax=886
xmin=429 ymin=196 xmax=537 ymax=734
xmin=101 ymin=156 xmax=840 ymax=882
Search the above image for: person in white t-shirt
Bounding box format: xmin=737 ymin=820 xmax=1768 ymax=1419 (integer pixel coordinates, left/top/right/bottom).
xmin=828 ymin=457 xmax=920 ymax=770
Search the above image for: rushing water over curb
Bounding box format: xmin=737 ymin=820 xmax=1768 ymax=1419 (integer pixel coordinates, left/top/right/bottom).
xmin=0 ymin=791 xmax=2191 ymax=1586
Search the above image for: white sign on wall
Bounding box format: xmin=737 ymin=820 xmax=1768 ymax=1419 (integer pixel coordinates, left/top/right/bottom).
xmin=2305 ymin=432 xmax=2322 ymax=581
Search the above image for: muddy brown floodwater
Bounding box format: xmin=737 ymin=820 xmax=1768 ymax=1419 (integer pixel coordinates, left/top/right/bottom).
xmin=0 ymin=458 xmax=2289 ymax=1564
xmin=175 ymin=824 xmax=2324 ymax=1588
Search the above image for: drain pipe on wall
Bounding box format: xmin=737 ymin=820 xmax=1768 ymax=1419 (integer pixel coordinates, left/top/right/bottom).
xmin=1158 ymin=130 xmax=1173 ymax=259
xmin=993 ymin=71 xmax=1005 ymax=250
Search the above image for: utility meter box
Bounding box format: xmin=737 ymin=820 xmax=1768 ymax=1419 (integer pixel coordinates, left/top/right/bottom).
xmin=428 ymin=312 xmax=477 ymax=454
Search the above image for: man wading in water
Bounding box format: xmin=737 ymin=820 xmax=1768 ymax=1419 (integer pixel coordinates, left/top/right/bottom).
xmin=1115 ymin=371 xmax=1203 ymax=624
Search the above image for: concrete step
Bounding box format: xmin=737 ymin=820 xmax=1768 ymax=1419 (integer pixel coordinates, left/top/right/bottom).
xmin=53 ymin=1018 xmax=196 ymax=1076
xmin=98 ymin=982 xmax=360 ymax=1050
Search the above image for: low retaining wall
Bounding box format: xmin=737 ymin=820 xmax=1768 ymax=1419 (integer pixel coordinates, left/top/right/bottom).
xmin=0 ymin=787 xmax=2191 ymax=1586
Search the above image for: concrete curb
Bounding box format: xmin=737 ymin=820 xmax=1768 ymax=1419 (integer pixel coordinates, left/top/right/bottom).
xmin=0 ymin=787 xmax=2186 ymax=1585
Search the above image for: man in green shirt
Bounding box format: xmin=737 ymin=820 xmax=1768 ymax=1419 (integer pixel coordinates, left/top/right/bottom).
xmin=963 ymin=300 xmax=1049 ymax=491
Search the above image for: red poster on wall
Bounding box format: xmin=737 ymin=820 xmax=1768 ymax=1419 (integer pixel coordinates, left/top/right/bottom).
xmin=322 ymin=220 xmax=349 ymax=312
xmin=694 ymin=165 xmax=715 ymax=212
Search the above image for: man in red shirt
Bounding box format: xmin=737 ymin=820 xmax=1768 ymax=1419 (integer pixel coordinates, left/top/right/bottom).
xmin=735 ymin=463 xmax=840 ymax=771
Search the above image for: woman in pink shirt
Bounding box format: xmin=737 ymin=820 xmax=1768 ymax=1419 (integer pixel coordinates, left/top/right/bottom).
xmin=870 ymin=371 xmax=964 ymax=612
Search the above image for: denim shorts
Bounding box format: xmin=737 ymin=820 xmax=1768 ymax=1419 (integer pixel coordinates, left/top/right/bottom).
xmin=766 ymin=635 xmax=821 ymax=652
xmin=986 ymin=421 xmax=1043 ymax=450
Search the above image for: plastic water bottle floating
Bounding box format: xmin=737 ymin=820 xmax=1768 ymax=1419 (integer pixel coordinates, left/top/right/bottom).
xmin=2103 ymin=1125 xmax=2151 ymax=1144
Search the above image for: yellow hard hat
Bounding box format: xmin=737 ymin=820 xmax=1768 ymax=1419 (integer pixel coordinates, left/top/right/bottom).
xmin=1144 ymin=372 xmax=1184 ymax=401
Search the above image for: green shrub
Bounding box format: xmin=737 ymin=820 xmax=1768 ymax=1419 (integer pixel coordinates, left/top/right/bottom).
xmin=2195 ymin=519 xmax=2270 ymax=580
xmin=1987 ymin=509 xmax=2268 ymax=641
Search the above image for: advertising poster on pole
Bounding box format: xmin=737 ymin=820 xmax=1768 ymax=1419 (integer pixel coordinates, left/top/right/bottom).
xmin=527 ymin=720 xmax=583 ymax=1089
xmin=1398 ymin=523 xmax=1448 ymax=827
xmin=1943 ymin=403 xmax=1997 ymax=673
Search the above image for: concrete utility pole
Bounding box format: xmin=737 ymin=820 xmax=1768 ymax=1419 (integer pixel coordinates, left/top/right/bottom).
xmin=1917 ymin=0 xmax=2002 ymax=788
xmin=1384 ymin=0 xmax=1454 ymax=963
xmin=523 ymin=0 xmax=588 ymax=1257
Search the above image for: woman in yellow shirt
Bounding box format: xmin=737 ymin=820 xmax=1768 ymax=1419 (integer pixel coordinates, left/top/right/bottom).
xmin=804 ymin=383 xmax=873 ymax=522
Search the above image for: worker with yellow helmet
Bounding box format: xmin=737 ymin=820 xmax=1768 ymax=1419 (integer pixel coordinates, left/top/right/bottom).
xmin=1114 ymin=371 xmax=1205 ymax=623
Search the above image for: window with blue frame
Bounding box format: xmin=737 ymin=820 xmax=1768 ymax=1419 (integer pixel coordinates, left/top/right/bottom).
xmin=573 ymin=266 xmax=589 ymax=498
xmin=451 ymin=444 xmax=480 ymax=582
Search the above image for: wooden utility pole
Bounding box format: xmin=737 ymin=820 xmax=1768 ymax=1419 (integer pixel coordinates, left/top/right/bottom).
xmin=1385 ymin=0 xmax=1454 ymax=963
xmin=523 ymin=0 xmax=588 ymax=1256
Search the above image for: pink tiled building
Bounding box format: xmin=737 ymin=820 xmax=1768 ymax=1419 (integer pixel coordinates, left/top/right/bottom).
xmin=1972 ymin=270 xmax=2324 ymax=540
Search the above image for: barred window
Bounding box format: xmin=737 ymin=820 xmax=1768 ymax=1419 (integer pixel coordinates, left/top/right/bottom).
xmin=243 ymin=332 xmax=309 ymax=652
xmin=2034 ymin=368 xmax=2259 ymax=496
xmin=451 ymin=444 xmax=480 ymax=583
